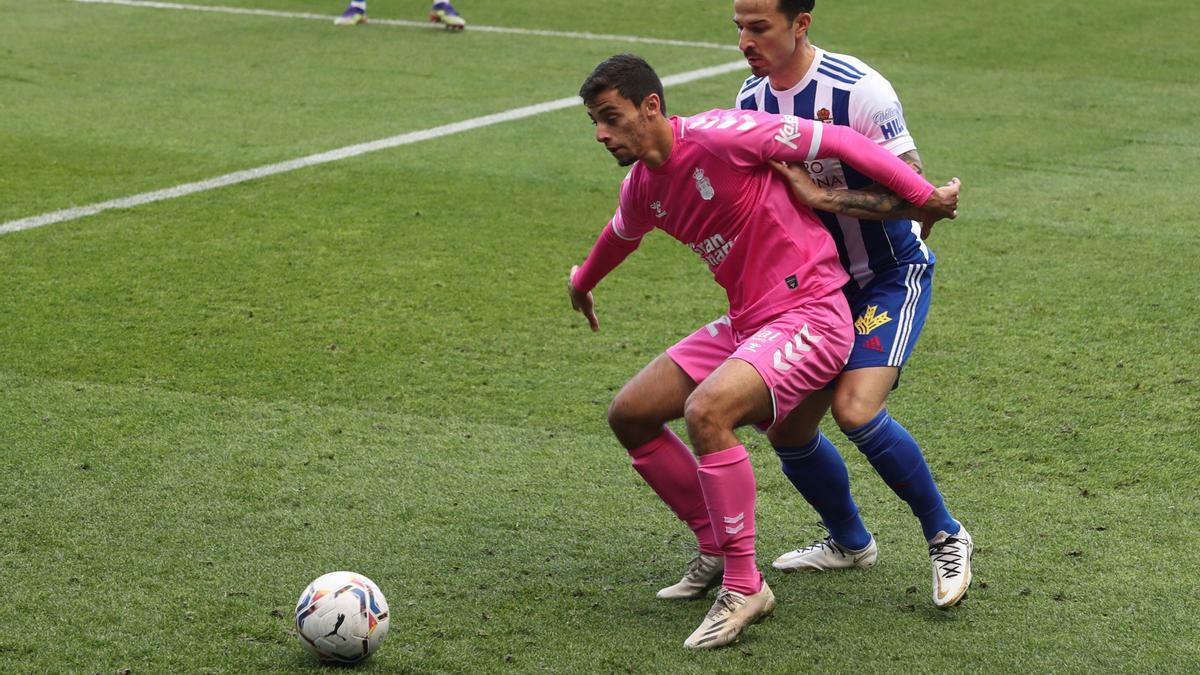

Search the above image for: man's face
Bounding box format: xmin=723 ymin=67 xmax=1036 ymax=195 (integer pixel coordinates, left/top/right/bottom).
xmin=586 ymin=88 xmax=654 ymax=167
xmin=733 ymin=0 xmax=801 ymax=77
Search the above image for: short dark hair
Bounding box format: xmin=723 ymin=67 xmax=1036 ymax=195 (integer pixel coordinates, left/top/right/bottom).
xmin=579 ymin=54 xmax=666 ymax=115
xmin=778 ymin=0 xmax=815 ymax=22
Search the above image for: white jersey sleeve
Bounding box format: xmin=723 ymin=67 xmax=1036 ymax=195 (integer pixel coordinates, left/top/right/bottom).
xmin=849 ymin=72 xmax=917 ymax=157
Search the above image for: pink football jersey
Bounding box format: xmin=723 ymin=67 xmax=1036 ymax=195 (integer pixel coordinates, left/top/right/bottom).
xmin=577 ymin=108 xmax=934 ymax=335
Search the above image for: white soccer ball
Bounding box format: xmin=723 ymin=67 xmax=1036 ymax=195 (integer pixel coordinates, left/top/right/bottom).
xmin=294 ymin=571 xmax=390 ymax=664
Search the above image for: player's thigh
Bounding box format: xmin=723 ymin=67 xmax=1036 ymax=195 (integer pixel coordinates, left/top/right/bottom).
xmin=616 ymin=313 xmax=739 ymax=427
xmin=685 ymin=357 xmax=775 ymax=432
xmin=609 ymin=351 xmax=695 ymax=427
xmin=727 ymin=292 xmax=854 ymax=435
xmin=767 ymin=388 xmax=834 ymax=448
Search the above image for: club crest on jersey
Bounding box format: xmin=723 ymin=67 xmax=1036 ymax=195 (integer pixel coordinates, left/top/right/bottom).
xmin=774 ymin=114 xmax=802 ymax=149
xmin=692 ymin=168 xmax=715 ymax=200
xmin=816 ymin=108 xmax=833 ymax=124
xmin=854 ymin=305 xmax=892 ymax=335
xmin=650 ymin=200 xmax=667 ymax=219
xmin=785 ymin=275 xmax=798 ymax=289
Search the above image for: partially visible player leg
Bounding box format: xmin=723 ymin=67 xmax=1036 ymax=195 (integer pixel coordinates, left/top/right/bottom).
xmin=430 ymin=1 xmax=466 ymax=29
xmin=834 ymin=263 xmax=972 ymax=608
xmin=608 ymin=352 xmax=722 ymax=599
xmin=767 ymin=393 xmax=877 ymax=572
xmin=681 ymin=357 xmax=775 ymax=649
xmin=333 ymin=0 xmax=367 ymax=25
xmin=834 ymin=367 xmax=957 ymax=540
xmin=682 ymin=294 xmax=853 ymax=649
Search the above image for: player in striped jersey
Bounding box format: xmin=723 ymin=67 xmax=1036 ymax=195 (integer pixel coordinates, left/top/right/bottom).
xmin=732 ymin=0 xmax=973 ymax=609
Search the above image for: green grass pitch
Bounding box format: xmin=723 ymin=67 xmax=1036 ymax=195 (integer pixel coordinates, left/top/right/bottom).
xmin=1 ymin=0 xmax=1197 ymax=671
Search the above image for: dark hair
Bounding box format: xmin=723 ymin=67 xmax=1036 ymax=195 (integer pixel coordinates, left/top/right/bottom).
xmin=579 ymin=54 xmax=666 ymax=115
xmin=778 ymin=0 xmax=815 ymax=22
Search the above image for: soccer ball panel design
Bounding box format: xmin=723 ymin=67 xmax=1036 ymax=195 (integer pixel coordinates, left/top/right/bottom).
xmin=295 ymin=571 xmax=390 ymax=663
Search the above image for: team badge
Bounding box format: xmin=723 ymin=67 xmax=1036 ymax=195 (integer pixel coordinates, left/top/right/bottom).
xmin=816 ymin=108 xmax=833 ymax=124
xmin=785 ymin=275 xmax=798 ymax=289
xmin=693 ymin=168 xmax=715 ymax=200
xmin=854 ymin=305 xmax=892 ymax=335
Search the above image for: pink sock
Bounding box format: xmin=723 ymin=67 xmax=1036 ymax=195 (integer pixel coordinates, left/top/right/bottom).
xmin=697 ymin=445 xmax=761 ymax=595
xmin=628 ymin=429 xmax=720 ymax=556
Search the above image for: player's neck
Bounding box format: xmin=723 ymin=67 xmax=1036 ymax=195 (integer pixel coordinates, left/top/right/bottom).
xmin=768 ymin=42 xmax=816 ymax=92
xmin=641 ymin=117 xmax=675 ymax=169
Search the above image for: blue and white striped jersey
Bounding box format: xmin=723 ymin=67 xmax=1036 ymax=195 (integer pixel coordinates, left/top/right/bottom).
xmin=736 ymin=47 xmax=933 ymax=293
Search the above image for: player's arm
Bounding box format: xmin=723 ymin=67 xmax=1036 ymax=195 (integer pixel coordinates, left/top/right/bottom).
xmin=772 ymin=153 xmax=924 ymax=220
xmin=770 ymin=148 xmax=959 ymax=228
xmin=770 ymin=120 xmax=958 ymax=222
xmin=568 ymin=220 xmax=643 ymax=332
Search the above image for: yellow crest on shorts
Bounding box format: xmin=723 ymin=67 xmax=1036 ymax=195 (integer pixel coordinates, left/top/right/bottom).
xmin=854 ymin=305 xmax=892 ymax=335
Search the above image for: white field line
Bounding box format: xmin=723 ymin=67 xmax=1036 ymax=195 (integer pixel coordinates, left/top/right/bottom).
xmin=0 ymin=61 xmax=747 ymax=235
xmin=73 ymin=0 xmax=740 ymax=52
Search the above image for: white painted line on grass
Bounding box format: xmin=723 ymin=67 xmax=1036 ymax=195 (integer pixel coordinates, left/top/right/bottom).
xmin=74 ymin=0 xmax=740 ymax=52
xmin=0 ymin=61 xmax=748 ymax=235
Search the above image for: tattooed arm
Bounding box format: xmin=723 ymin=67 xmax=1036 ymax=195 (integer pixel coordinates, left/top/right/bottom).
xmin=770 ymin=150 xmax=955 ymax=238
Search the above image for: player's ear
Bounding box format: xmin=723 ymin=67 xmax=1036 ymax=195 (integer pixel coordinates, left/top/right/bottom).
xmin=642 ymin=93 xmax=663 ymax=118
xmin=794 ymin=12 xmax=812 ymax=39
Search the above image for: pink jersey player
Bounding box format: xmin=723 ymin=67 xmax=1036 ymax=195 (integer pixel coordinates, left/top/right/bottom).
xmin=575 ymin=107 xmax=934 ymax=334
xmin=567 ymin=55 xmax=956 ymax=651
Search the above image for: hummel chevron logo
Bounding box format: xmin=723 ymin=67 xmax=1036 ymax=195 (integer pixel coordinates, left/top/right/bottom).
xmin=724 ymin=512 xmax=745 ymax=535
xmin=774 ymin=114 xmax=802 ymax=149
xmin=687 ymin=114 xmax=758 ymax=132
xmin=736 ymin=115 xmax=758 ymax=131
xmin=772 ymin=324 xmax=823 ymax=372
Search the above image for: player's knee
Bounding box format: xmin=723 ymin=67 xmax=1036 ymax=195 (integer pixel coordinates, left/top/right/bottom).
xmin=682 ymin=390 xmax=732 ymax=441
xmin=831 ymin=388 xmax=885 ymax=431
xmin=606 ymin=394 xmax=637 ymax=433
xmin=607 ymin=390 xmax=660 ymax=439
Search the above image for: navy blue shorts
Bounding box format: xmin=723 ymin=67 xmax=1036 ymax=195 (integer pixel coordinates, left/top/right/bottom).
xmin=844 ymin=263 xmax=934 ymax=371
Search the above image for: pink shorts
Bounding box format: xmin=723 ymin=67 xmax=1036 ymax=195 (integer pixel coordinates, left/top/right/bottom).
xmin=667 ymin=292 xmax=853 ymax=431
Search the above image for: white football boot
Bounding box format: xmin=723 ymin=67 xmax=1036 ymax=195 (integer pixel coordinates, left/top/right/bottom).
xmin=683 ymin=582 xmax=776 ymax=650
xmin=772 ymin=535 xmax=878 ymax=573
xmin=929 ymin=524 xmax=973 ymax=608
xmin=656 ymin=553 xmax=723 ymax=600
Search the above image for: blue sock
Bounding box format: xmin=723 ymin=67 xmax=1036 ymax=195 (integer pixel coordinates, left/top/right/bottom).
xmin=775 ymin=434 xmax=873 ymax=551
xmin=844 ymin=409 xmax=958 ymax=541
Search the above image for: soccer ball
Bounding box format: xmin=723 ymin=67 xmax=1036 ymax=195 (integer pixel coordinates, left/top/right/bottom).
xmin=294 ymin=571 xmax=390 ymax=664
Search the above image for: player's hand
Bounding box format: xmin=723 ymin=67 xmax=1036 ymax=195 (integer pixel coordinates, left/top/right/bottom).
xmin=768 ymin=160 xmax=826 ymax=209
xmin=918 ymin=177 xmax=961 ymax=239
xmin=568 ymin=265 xmax=599 ymax=332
